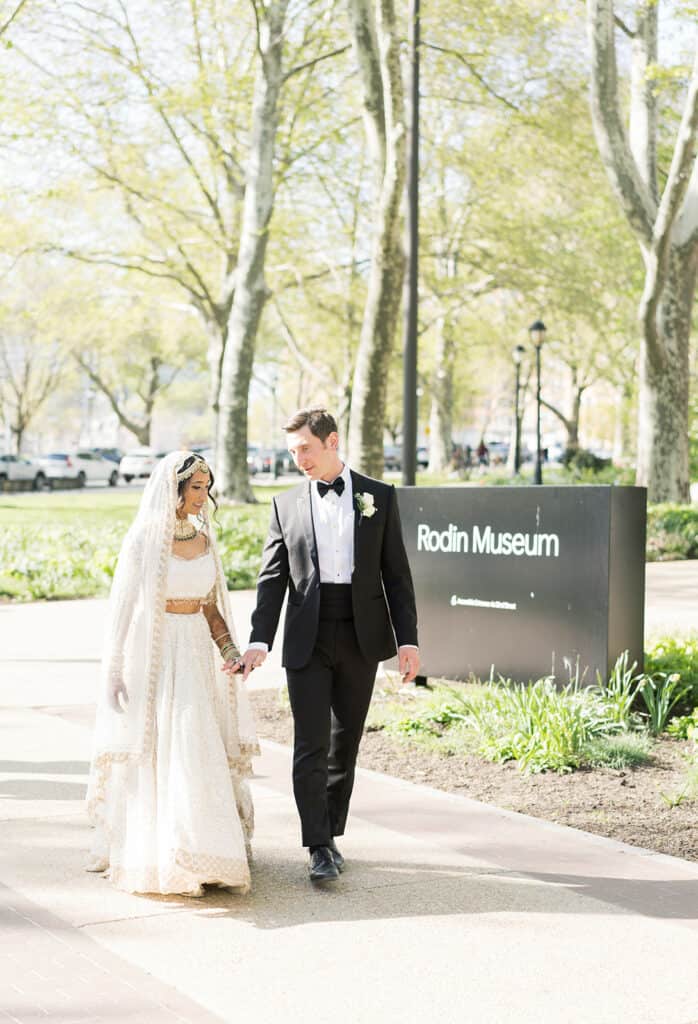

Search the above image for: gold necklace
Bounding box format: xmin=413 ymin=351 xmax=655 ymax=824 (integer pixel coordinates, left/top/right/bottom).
xmin=174 ymin=516 xmax=198 ymax=541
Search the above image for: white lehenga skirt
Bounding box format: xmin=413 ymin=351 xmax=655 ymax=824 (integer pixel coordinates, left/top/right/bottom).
xmin=92 ymin=612 xmax=253 ymax=896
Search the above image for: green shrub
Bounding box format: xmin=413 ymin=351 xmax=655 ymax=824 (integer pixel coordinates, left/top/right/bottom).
xmin=667 ymin=707 xmax=698 ymax=740
xmin=646 ymin=505 xmax=698 ymax=561
xmin=636 ymin=672 xmax=689 ymax=735
xmin=560 ymin=447 xmax=611 ymax=473
xmin=644 ymin=635 xmax=698 ymax=710
xmin=594 ymin=650 xmax=643 ymax=729
xmin=408 ymin=677 xmax=623 ymax=774
xmin=0 ymin=506 xmax=269 ymax=601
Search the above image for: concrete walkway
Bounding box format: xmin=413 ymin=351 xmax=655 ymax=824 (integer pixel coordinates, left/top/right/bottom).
xmin=1 ymin=569 xmax=697 ymax=1023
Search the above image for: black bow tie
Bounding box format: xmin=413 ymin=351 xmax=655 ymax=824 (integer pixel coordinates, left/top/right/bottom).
xmin=318 ymin=476 xmax=345 ymax=498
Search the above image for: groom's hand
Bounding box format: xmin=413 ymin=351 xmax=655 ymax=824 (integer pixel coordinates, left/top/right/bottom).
xmin=240 ymin=647 xmax=267 ymax=681
xmin=398 ymin=646 xmax=420 ymax=684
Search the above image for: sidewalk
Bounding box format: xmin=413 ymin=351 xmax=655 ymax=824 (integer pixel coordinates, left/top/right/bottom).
xmin=1 ymin=572 xmax=697 ymax=1024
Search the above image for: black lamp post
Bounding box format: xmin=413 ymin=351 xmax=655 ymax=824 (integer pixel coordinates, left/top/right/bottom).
xmin=529 ymin=320 xmax=547 ymax=485
xmin=512 ymin=344 xmax=525 ymax=476
xmin=401 ymin=0 xmax=420 ymax=486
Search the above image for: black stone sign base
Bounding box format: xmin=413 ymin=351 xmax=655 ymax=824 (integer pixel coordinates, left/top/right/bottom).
xmin=395 ymin=485 xmax=646 ymax=685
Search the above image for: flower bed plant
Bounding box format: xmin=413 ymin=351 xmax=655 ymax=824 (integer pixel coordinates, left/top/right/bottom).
xmin=369 ymin=638 xmax=698 ymax=777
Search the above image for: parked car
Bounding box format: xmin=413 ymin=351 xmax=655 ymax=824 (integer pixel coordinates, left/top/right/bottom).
xmin=416 ymin=446 xmax=429 ymax=469
xmin=0 ymin=453 xmax=47 ymax=490
xmin=191 ymin=447 xmax=260 ymax=476
xmin=90 ymin=447 xmax=123 ymax=465
xmin=250 ymin=447 xmax=299 ymax=476
xmin=118 ymin=448 xmax=166 ymax=483
xmin=383 ymin=445 xmax=401 ymax=471
xmin=36 ymin=450 xmax=119 ymax=487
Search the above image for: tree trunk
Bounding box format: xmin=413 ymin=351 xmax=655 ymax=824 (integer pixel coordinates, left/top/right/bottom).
xmin=427 ymin=316 xmax=454 ymax=473
xmin=540 ymin=386 xmax=584 ymax=452
xmin=612 ymin=383 xmax=628 ymax=462
xmin=567 ymin=390 xmax=581 ymax=451
xmin=206 ymin=314 xmax=229 ymax=430
xmin=586 ymin=0 xmax=698 ymax=501
xmin=12 ymin=419 xmax=25 ymax=455
xmin=216 ymin=2 xmax=289 ymax=501
xmin=636 ymin=245 xmax=697 ymax=501
xmin=346 ymin=0 xmax=406 ymax=477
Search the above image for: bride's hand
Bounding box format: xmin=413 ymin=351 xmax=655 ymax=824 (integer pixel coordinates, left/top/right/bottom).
xmin=109 ymin=677 xmax=129 ymax=713
xmin=221 ymin=657 xmax=242 ymax=676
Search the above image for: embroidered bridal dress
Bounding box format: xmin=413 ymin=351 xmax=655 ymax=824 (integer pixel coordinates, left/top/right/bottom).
xmin=87 ymin=452 xmax=259 ymax=896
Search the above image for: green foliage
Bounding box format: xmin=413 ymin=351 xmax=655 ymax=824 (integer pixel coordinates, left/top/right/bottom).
xmin=644 ymin=635 xmax=698 ymax=709
xmin=215 ymin=507 xmax=269 ymax=589
xmin=560 ymin=447 xmax=611 ymax=473
xmin=667 ymin=707 xmax=698 ymax=740
xmin=594 ymin=650 xmax=643 ymax=729
xmin=378 ymin=646 xmax=698 ymax=775
xmin=0 ymin=498 xmax=270 ymax=601
xmin=386 ymin=667 xmax=645 ymax=775
xmin=636 ymin=672 xmax=690 ymax=735
xmin=646 ymin=505 xmax=698 ymax=561
xmin=581 ymin=733 xmax=652 ymax=770
xmin=0 ymin=523 xmax=126 ymax=600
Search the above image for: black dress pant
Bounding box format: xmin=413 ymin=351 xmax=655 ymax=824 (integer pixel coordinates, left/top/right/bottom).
xmin=286 ymin=588 xmax=377 ymax=848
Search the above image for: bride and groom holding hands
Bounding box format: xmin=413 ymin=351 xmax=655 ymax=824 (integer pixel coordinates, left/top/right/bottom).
xmin=87 ymin=406 xmax=420 ymax=894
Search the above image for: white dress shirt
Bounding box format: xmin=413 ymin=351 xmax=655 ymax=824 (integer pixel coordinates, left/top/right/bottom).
xmin=311 ymin=463 xmax=354 ymax=583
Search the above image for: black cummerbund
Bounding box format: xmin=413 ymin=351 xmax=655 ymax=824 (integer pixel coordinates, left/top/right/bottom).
xmin=319 ymin=583 xmax=354 ymax=620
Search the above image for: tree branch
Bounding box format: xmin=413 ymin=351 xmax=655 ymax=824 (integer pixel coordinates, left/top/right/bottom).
xmin=540 ymin=397 xmax=572 ymax=432
xmin=423 ymin=43 xmax=520 ymax=112
xmin=586 ymin=0 xmax=656 ymax=245
xmin=639 ymin=47 xmax=698 ymax=349
xmin=0 ymin=0 xmax=29 ymax=37
xmin=73 ymin=352 xmax=147 ymax=439
xmin=283 ymin=44 xmax=351 ymax=82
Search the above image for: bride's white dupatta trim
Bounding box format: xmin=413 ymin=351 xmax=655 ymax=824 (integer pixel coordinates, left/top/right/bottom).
xmin=86 ymin=451 xmax=259 ymax=834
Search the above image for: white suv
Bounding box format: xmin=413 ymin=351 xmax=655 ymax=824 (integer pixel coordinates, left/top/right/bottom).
xmin=0 ymin=454 xmax=47 ymax=490
xmin=119 ymin=448 xmax=166 ymax=483
xmin=36 ymin=451 xmax=119 ymax=487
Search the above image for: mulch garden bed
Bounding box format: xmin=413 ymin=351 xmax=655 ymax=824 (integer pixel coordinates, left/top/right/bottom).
xmin=250 ymin=688 xmax=698 ymax=863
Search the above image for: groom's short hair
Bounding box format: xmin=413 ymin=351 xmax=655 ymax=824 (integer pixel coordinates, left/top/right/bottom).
xmin=284 ymin=406 xmax=338 ymax=441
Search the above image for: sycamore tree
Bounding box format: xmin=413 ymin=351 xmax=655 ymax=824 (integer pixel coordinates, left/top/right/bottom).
xmin=416 ymin=3 xmax=640 ymax=471
xmin=4 ymin=0 xmax=349 ymax=500
xmin=587 ymin=0 xmax=698 ymax=501
xmin=344 ymin=0 xmax=406 ymax=475
xmin=0 ymin=263 xmax=65 ymax=453
xmin=64 ymin=273 xmax=206 ymax=447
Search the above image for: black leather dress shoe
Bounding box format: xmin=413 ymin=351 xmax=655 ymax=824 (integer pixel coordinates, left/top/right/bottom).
xmin=329 ymin=839 xmax=345 ymax=872
xmin=309 ymin=846 xmax=340 ymax=882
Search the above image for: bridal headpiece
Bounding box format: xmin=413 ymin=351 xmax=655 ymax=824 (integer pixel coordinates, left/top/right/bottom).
xmin=176 ymin=453 xmax=210 ymax=482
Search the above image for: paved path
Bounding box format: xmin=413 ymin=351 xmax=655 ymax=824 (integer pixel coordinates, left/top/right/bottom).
xmin=0 ymin=567 xmax=697 ymax=1023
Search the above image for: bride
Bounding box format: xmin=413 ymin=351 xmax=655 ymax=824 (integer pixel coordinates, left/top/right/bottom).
xmin=86 ymin=451 xmax=259 ymax=896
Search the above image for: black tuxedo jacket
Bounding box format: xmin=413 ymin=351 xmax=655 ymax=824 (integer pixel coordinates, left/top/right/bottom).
xmin=250 ymin=470 xmax=418 ymax=669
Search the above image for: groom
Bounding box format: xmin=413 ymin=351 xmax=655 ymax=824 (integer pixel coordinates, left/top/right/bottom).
xmin=241 ymin=407 xmax=420 ymax=881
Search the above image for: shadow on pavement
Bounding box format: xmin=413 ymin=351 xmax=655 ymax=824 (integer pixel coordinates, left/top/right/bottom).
xmin=119 ymin=855 xmax=698 ymax=929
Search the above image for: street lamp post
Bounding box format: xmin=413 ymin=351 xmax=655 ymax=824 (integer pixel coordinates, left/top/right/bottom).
xmin=529 ymin=320 xmax=547 ymax=485
xmin=512 ymin=344 xmax=525 ymax=476
xmin=401 ymin=0 xmax=420 ymax=487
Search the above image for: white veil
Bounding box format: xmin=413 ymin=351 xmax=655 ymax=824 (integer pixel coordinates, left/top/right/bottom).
xmin=87 ymin=451 xmax=259 ymax=824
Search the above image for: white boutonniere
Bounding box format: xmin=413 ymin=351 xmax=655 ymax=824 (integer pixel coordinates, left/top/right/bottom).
xmin=355 ymin=492 xmax=377 ymax=520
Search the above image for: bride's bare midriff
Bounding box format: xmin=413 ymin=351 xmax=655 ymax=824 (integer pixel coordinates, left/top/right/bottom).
xmin=165 ymin=600 xmax=205 ymax=614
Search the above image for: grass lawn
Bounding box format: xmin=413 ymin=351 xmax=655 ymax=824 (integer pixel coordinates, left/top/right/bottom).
xmin=0 ymin=481 xmax=297 ymax=600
